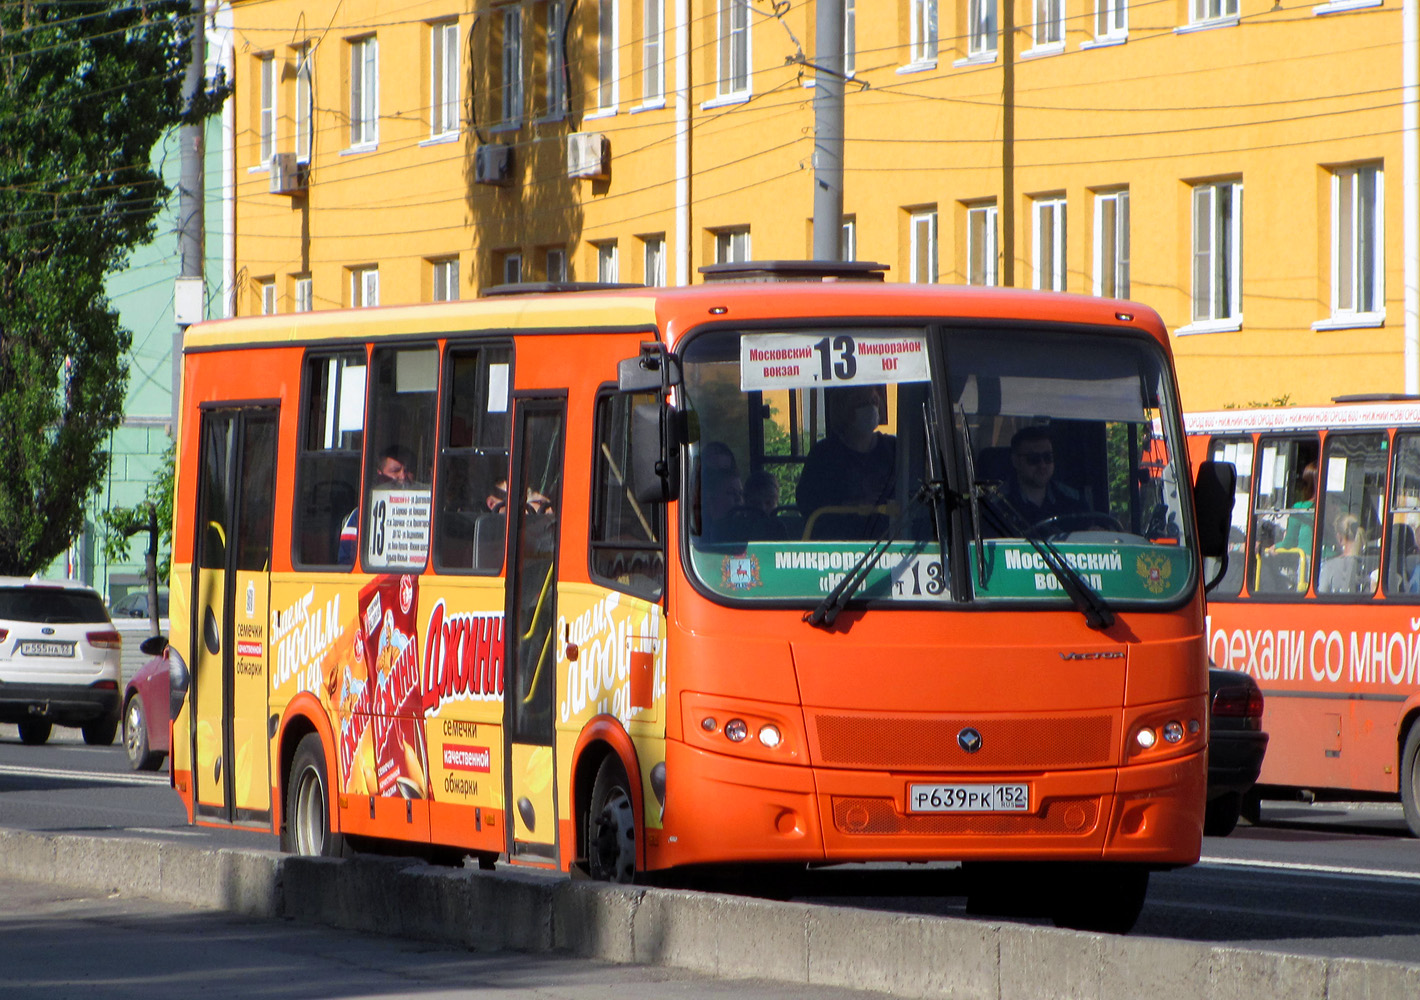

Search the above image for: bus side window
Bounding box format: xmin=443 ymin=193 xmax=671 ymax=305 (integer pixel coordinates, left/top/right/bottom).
xmin=1386 ymin=433 xmax=1420 ymax=597
xmin=1206 ymin=436 xmax=1252 ymax=598
xmin=589 ymin=389 xmax=664 ymax=600
xmin=435 ymin=346 xmax=512 ymax=574
xmin=1315 ymin=432 xmax=1384 ymax=599
xmin=293 ymin=350 xmax=366 ymax=568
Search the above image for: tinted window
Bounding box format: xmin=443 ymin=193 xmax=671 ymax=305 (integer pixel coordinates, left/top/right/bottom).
xmin=589 ymin=390 xmax=664 ymax=599
xmin=434 ymin=345 xmax=512 ymax=573
xmin=294 ymin=351 xmax=366 ymax=567
xmin=0 ymin=587 xmax=110 ymax=624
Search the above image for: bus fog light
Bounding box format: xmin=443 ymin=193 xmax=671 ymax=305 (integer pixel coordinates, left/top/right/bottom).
xmin=1188 ymin=719 xmax=1200 ymax=735
xmin=1135 ymin=727 xmax=1157 ymax=750
xmin=701 ymin=717 xmax=717 ymax=732
xmin=758 ymin=725 xmax=782 ymax=748
xmin=1163 ymin=721 xmax=1184 ymax=743
xmin=725 ymin=719 xmax=748 ymax=742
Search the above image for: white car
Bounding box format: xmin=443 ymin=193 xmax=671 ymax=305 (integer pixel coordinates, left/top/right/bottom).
xmin=0 ymin=577 xmax=122 ymax=745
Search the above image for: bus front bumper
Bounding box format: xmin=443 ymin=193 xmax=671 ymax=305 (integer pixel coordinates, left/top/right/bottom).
xmin=650 ymin=739 xmax=1205 ymax=870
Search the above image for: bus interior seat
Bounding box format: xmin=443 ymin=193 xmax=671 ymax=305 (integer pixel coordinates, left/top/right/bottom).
xmin=303 ymin=480 xmax=356 ymax=565
xmin=774 ymin=504 xmax=804 ymax=540
xmin=474 ymin=511 xmax=507 ymax=570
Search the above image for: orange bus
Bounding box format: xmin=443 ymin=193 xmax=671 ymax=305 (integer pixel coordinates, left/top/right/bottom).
xmin=1188 ymin=399 xmax=1420 ymax=838
xmin=165 ymin=261 xmax=1232 ymax=933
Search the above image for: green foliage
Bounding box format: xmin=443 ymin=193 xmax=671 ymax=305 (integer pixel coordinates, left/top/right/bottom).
xmin=0 ymin=3 xmax=205 ymax=574
xmin=1223 ymin=394 xmax=1294 ymax=410
xmin=100 ymin=444 xmax=174 ymax=582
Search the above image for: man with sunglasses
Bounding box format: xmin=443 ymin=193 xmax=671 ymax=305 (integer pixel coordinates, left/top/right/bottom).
xmin=1003 ymin=425 xmax=1085 ymax=527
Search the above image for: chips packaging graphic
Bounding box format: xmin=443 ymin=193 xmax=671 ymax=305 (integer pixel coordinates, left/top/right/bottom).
xmin=333 ymin=575 xmax=432 ymax=800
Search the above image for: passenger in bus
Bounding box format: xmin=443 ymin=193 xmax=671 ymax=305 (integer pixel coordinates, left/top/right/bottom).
xmin=743 ymin=469 xmax=779 ymax=515
xmin=698 ymin=466 xmax=745 ymax=543
xmin=337 ymin=446 xmax=419 ymax=564
xmin=1000 ymin=425 xmax=1085 ymax=528
xmin=1318 ymin=513 xmax=1366 ymax=594
xmin=1271 ymin=462 xmax=1316 ymax=558
xmin=485 ymin=479 xmax=552 ymax=514
xmin=796 ymin=385 xmax=896 ymax=535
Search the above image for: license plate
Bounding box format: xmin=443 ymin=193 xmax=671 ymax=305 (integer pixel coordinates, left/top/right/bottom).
xmin=908 ymin=783 xmax=1030 ymax=813
xmin=19 ymin=640 xmax=75 ymax=658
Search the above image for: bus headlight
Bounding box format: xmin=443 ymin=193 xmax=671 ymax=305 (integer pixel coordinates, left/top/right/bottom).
xmin=1162 ymin=721 xmax=1185 ymax=744
xmin=724 ymin=719 xmax=748 ymax=742
xmin=1135 ymin=727 xmax=1157 ymax=750
xmin=757 ymin=724 xmax=782 ymax=748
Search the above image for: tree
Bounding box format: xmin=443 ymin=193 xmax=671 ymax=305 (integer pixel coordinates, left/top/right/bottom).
xmin=0 ymin=3 xmax=218 ymax=575
xmin=100 ymin=443 xmax=173 ymax=634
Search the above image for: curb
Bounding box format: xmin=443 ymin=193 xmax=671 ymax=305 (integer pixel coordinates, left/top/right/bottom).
xmin=2 ymin=827 xmax=1417 ymax=1000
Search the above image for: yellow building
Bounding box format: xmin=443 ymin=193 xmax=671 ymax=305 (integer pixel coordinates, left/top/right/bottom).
xmin=227 ymin=0 xmax=1417 ymax=408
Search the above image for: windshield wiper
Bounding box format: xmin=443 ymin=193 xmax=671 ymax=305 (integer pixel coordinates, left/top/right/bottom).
xmin=804 ymin=479 xmax=946 ymax=630
xmin=956 ymin=406 xmax=990 ymax=589
xmin=975 ymin=491 xmax=1116 ymax=631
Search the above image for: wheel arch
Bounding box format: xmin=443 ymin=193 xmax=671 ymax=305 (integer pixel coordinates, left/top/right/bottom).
xmin=571 ymin=715 xmax=644 ymax=870
xmin=278 ymin=692 xmax=337 ymax=836
xmin=1397 ymin=697 xmax=1420 ymax=780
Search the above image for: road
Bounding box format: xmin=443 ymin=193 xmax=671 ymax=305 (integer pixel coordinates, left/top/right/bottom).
xmin=3 ymin=724 xmax=1419 ymax=965
xmin=0 ymin=874 xmax=895 ymax=1000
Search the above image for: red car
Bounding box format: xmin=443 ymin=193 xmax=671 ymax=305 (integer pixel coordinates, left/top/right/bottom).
xmin=122 ymin=635 xmax=181 ymax=771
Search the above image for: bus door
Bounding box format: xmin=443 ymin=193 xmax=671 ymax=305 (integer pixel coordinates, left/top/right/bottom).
xmin=191 ymin=406 xmax=278 ymax=825
xmin=503 ymin=396 xmax=566 ymax=862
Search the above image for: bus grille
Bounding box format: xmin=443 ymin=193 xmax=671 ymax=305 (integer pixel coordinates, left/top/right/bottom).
xmin=811 ymin=714 xmax=1114 ymax=770
xmin=831 ymin=796 xmax=1101 ymax=836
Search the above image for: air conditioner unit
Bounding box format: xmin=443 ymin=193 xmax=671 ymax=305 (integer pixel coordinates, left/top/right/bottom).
xmin=566 ymin=132 xmax=610 ymax=180
xmin=474 ymin=144 xmax=513 ymax=186
xmin=268 ymin=152 xmax=307 ymax=195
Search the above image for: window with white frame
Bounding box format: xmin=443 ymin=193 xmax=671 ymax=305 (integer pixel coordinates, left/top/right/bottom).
xmin=350 ymin=36 xmax=379 ymax=147
xmin=295 ymin=45 xmax=313 ymax=161
xmin=352 ymin=266 xmax=379 ymax=307
xmin=597 ymin=0 xmax=617 ymax=110
xmin=1191 ymin=180 xmax=1242 ymax=324
xmin=1332 ymin=164 xmax=1383 ymax=320
xmin=433 ymin=258 xmax=459 ymax=301
xmin=294 ymin=276 xmax=313 ymax=312
xmin=715 ymin=229 xmax=751 ymax=264
xmin=1095 ymin=0 xmax=1127 ymax=40
xmin=546 ymin=247 xmax=567 ymax=282
xmin=258 ymin=54 xmax=276 ymax=163
xmin=967 ymin=202 xmax=998 ymax=286
xmin=643 ymin=235 xmax=666 ymax=285
xmin=1034 ymin=0 xmax=1064 ymax=47
xmin=1191 ymin=0 xmax=1238 ymax=23
xmin=1094 ymin=189 xmax=1129 ymax=299
xmin=597 ymin=241 xmax=619 ymax=281
xmin=717 ymin=0 xmax=750 ymax=98
xmin=501 ymin=8 xmax=523 ymax=125
xmin=643 ymin=0 xmax=664 ymax=103
xmin=910 ymin=0 xmax=938 ymax=64
xmin=844 ymin=0 xmax=856 ymax=75
xmin=259 ymin=279 xmax=276 ymax=315
xmin=909 ymin=209 xmax=938 ymax=283
xmin=431 ymin=21 xmax=459 ymax=137
xmin=969 ymin=0 xmax=997 ymax=56
xmin=1033 ymin=196 xmax=1066 ymax=291
xmin=546 ymin=1 xmax=568 ymax=117
xmin=841 ymin=217 xmax=857 ymax=261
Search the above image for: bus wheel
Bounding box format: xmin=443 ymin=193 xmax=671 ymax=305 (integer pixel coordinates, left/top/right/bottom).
xmin=282 ymin=734 xmax=347 ymax=857
xmin=1050 ymin=863 xmax=1149 ymax=934
xmin=586 ymin=756 xmax=636 ymax=883
xmin=1402 ymin=724 xmax=1420 ymax=838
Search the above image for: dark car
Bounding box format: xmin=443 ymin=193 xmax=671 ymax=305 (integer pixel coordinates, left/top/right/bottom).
xmin=1206 ymin=666 xmax=1269 ymax=836
xmin=122 ymin=635 xmax=174 ymax=770
xmin=110 ymin=588 xmax=169 ymax=620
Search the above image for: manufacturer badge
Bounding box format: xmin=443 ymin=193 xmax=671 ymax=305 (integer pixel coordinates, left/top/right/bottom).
xmin=957 ymin=727 xmax=983 ymax=754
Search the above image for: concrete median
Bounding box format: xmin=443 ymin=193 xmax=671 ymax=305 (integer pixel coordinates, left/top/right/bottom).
xmin=1 ymin=826 xmax=1416 ymax=1000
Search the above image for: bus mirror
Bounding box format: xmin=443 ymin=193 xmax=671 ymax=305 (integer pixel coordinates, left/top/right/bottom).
xmin=1194 ymin=460 xmax=1237 ymax=558
xmin=617 ymin=342 xmax=681 ymax=392
xmin=630 ymin=401 xmax=682 ymax=504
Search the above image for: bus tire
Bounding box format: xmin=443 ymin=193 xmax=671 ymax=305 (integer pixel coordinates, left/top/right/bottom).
xmin=1050 ymin=863 xmax=1150 ymax=934
xmin=586 ymin=755 xmax=636 ymax=883
xmin=1402 ymin=723 xmax=1420 ymax=838
xmin=282 ymin=733 xmax=347 ymax=857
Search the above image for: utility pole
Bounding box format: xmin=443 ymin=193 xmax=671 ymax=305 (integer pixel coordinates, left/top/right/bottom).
xmin=1001 ymin=4 xmax=1015 ymax=287
xmin=173 ymin=0 xmax=207 ymax=430
xmin=812 ymin=0 xmax=845 ymax=261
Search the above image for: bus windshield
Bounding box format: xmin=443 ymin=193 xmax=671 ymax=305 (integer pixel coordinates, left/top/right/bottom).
xmin=679 ymin=324 xmax=1194 ymax=608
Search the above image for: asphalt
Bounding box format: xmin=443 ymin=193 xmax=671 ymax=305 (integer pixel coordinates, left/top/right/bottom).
xmin=1 ymin=826 xmax=1418 ymax=1000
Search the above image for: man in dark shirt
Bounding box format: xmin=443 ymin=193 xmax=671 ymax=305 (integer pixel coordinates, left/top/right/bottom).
xmin=1000 ymin=425 xmax=1085 ymax=528
xmin=796 ymin=385 xmax=896 ymax=536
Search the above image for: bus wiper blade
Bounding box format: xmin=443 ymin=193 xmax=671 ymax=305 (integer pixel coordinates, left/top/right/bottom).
xmin=804 ymin=481 xmax=946 ymax=630
xmin=976 ymin=492 xmax=1115 ymax=631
